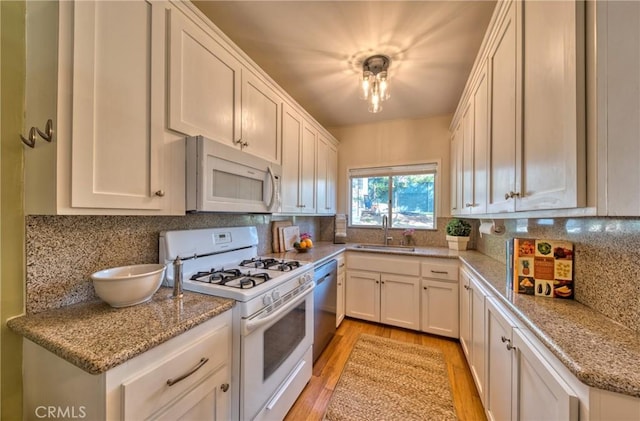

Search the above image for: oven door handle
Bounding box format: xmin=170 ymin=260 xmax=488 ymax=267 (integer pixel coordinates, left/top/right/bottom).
xmin=242 ymin=283 xmax=314 ymax=335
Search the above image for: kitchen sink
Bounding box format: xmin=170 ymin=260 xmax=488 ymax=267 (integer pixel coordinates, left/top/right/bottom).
xmin=353 ymin=244 xmax=416 ymax=252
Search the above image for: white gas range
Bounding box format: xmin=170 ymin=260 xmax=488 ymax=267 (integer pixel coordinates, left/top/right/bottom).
xmin=159 ymin=226 xmax=314 ymax=421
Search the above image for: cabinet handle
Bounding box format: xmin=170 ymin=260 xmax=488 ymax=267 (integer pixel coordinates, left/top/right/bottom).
xmin=431 ymin=270 xmax=448 ymax=275
xmin=506 ymin=343 xmax=517 ymax=351
xmin=154 ymin=190 xmax=165 ymax=197
xmin=221 ymin=383 xmax=230 ymax=393
xmin=166 ymin=357 xmax=209 ymax=387
xmin=423 ymin=286 xmax=428 ymax=290
xmin=504 ymin=191 xmax=522 ymax=200
xmin=339 ymin=263 xmax=345 ymax=268
xmin=501 ymin=336 xmax=508 ymax=343
xmin=463 ymin=285 xmax=470 ymax=290
xmin=465 ymin=203 xmax=474 ymax=208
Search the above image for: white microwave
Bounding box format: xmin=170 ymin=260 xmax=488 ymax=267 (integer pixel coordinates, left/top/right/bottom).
xmin=186 ymin=136 xmax=281 ymax=213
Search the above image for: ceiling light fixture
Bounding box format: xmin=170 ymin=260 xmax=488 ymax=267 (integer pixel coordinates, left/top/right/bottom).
xmin=360 ymin=55 xmax=391 ymax=113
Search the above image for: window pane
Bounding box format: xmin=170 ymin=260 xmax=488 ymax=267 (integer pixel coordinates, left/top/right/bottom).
xmin=391 ymin=174 xmax=435 ymax=229
xmin=350 ymin=176 xmax=388 ymax=226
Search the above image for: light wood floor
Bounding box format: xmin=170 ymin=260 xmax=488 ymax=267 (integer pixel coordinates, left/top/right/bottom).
xmin=284 ymin=318 xmax=486 ymax=421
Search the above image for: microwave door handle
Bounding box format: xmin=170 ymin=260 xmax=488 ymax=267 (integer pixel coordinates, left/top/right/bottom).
xmin=265 ymin=165 xmax=276 ymax=210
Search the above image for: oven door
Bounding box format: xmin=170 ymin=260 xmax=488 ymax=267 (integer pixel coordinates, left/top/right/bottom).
xmin=240 ymin=284 xmax=314 ymax=420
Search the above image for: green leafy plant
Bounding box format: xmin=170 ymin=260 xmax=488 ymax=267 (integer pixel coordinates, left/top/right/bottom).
xmin=445 ymin=218 xmax=471 ymax=237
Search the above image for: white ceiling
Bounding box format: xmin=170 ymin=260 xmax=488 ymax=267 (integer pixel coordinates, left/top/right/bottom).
xmin=193 ymin=1 xmax=496 ymax=128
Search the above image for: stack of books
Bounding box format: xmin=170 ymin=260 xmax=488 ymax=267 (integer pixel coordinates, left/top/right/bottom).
xmin=506 ymin=238 xmax=574 ymax=299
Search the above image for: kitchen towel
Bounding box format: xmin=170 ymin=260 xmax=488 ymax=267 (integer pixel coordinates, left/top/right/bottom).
xmin=334 ymin=214 xmax=347 ymax=244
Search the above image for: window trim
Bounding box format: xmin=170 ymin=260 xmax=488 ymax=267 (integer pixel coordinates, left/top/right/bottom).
xmin=347 ymin=162 xmax=439 ymax=230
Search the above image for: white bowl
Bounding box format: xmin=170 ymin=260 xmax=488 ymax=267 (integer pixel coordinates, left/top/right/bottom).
xmin=91 ymin=264 xmax=166 ymax=308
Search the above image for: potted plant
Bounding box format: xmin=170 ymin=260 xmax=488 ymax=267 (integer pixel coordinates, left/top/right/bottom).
xmin=445 ymin=219 xmax=471 ymax=250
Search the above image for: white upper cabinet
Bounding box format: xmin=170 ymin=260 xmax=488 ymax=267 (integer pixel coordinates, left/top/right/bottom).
xmin=452 ymin=0 xmax=586 ymax=216
xmin=281 ymin=103 xmax=316 ymax=214
xmin=24 ymin=0 xmax=184 ymax=215
xmin=593 ymin=1 xmax=640 ymax=216
xmin=486 ymin=0 xmax=518 ymax=214
xmin=168 ymin=8 xmax=242 ymax=146
xmin=450 ymin=124 xmax=463 ymax=216
xmin=240 ymin=69 xmax=282 ymax=164
xmin=518 ymin=0 xmax=585 ymax=211
xmin=316 ymin=133 xmax=337 ymax=214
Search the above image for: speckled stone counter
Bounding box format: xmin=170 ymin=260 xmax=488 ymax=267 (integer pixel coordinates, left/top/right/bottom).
xmin=459 ymin=251 xmax=640 ymax=398
xmin=280 ymin=244 xmax=640 ymax=398
xmin=7 ymin=288 xmax=234 ymax=375
xmin=269 ymin=241 xmax=461 ymax=264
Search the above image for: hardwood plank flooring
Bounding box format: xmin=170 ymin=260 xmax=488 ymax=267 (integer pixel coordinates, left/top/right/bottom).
xmin=284 ymin=318 xmax=486 ymax=421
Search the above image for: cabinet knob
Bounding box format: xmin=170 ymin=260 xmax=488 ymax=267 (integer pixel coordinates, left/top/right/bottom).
xmin=504 ymin=191 xmax=521 ymax=200
xmin=423 ymin=286 xmax=427 ymax=290
xmin=154 ymin=190 xmax=165 ymax=197
xmin=221 ymin=383 xmax=229 ymax=392
xmin=376 ymin=280 xmax=380 ymax=284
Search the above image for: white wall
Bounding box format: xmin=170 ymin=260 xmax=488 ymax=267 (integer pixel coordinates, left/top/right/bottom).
xmin=329 ymin=114 xmax=453 ymax=218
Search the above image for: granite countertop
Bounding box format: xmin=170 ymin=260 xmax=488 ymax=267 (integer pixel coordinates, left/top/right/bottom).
xmin=460 ymin=251 xmax=640 ymax=398
xmin=281 ymin=243 xmax=640 ymax=398
xmin=269 ymin=241 xmax=460 ymax=264
xmin=7 ymin=288 xmax=234 ymax=375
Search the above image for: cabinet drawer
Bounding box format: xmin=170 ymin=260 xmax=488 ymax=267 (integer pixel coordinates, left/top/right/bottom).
xmin=421 ymin=259 xmax=458 ymax=281
xmin=347 ymin=252 xmax=420 ymax=276
xmin=122 ymin=323 xmax=229 ymax=420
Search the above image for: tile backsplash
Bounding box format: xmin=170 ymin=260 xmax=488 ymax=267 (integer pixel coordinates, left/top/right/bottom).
xmin=25 ymin=214 xmax=321 ymax=314
xmin=25 ymin=214 xmax=640 ymax=334
xmin=477 ymin=217 xmax=640 ymax=333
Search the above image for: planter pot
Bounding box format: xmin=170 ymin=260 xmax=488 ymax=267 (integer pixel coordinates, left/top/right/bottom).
xmin=446 ymin=235 xmax=470 ymax=251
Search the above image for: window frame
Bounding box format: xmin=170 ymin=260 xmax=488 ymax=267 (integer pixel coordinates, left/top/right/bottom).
xmin=347 ymin=162 xmax=438 ymax=230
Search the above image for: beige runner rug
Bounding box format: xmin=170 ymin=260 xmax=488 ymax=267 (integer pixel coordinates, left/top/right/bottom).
xmin=324 ymin=333 xmax=458 ymax=421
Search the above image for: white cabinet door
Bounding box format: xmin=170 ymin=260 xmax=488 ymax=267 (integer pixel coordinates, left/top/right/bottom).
xmin=168 ymin=7 xmax=241 ymax=145
xmin=486 ymin=298 xmax=517 ymax=421
xmin=421 ymin=280 xmax=459 ymax=338
xmin=336 ymin=255 xmax=346 ymax=327
xmin=281 ymin=103 xmax=303 ymax=213
xmin=471 ymin=65 xmax=488 ymax=215
xmin=153 ymin=364 xmax=230 ymax=421
xmin=280 ymin=104 xmax=316 ymax=214
xmin=459 ymin=268 xmax=472 ymax=359
xmin=300 ymin=121 xmax=317 ymax=213
xmin=240 ymin=69 xmax=282 ymax=164
xmin=470 ymin=273 xmax=488 ymax=404
xmin=70 ymin=0 xmax=166 ymax=210
xmin=518 ymin=0 xmax=585 ymax=211
xmin=450 ymin=126 xmax=463 ymax=216
xmin=461 ymin=101 xmax=474 ymax=215
xmin=487 ymin=0 xmax=518 ymax=214
xmin=513 ymin=328 xmax=579 ymax=421
xmin=380 ymin=274 xmax=420 ymax=330
xmin=345 ymin=270 xmax=380 ymax=322
xmin=316 ymin=134 xmax=337 ymax=214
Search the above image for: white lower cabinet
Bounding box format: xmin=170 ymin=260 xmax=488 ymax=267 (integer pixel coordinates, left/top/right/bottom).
xmin=485 ymin=297 xmax=579 ymax=421
xmin=420 ymin=259 xmax=459 ymax=338
xmin=22 ymin=311 xmax=232 ymax=421
xmin=459 ymin=266 xmax=490 ymax=405
xmin=336 ymin=253 xmax=346 ymax=327
xmin=346 ymin=252 xmax=421 ymax=330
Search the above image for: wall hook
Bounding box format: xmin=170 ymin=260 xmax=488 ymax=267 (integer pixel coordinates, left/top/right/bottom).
xmin=35 ymin=119 xmax=53 ymax=142
xmin=20 ymin=127 xmax=37 ymax=148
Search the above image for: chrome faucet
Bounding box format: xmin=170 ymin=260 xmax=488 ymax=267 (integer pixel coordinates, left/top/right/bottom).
xmin=382 ymin=215 xmax=392 ymax=245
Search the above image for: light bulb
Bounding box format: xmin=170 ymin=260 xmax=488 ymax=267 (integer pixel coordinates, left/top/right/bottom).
xmin=360 ymin=71 xmax=372 ymax=100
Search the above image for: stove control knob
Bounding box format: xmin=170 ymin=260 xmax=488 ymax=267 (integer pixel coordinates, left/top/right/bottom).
xmin=263 ymin=295 xmax=273 ymax=306
xmin=272 ymin=290 xmax=280 ymax=301
xmin=298 ymin=276 xmax=305 ymax=286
